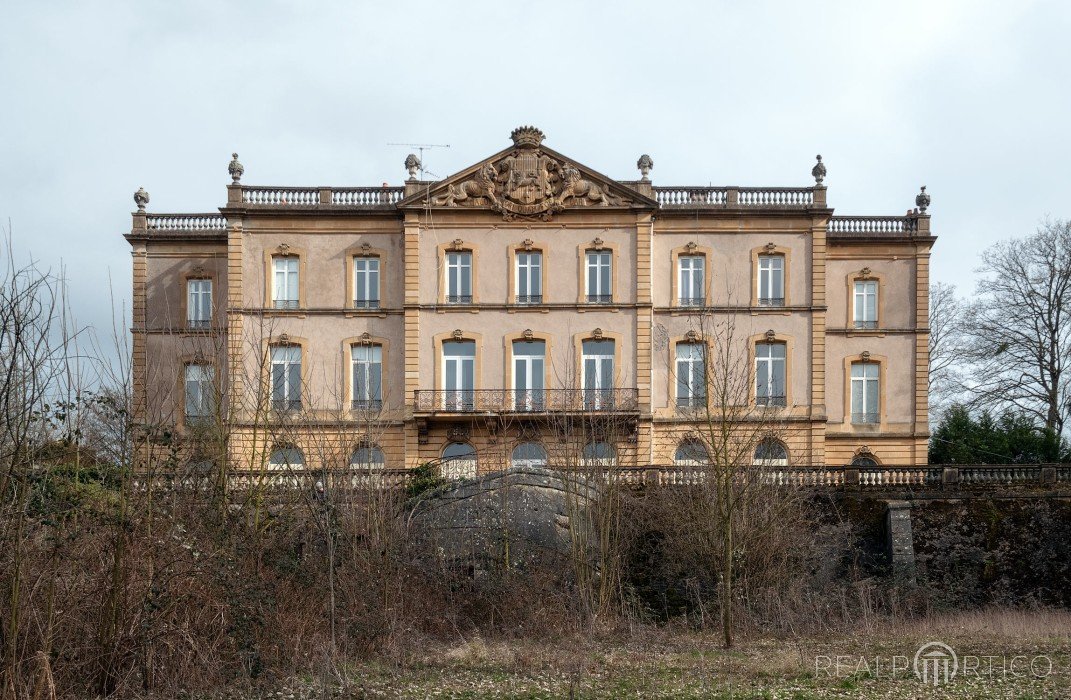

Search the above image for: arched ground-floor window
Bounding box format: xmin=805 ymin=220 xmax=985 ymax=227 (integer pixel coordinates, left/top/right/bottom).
xmin=674 ymin=439 xmax=710 ymax=466
xmin=350 ymin=445 xmax=385 ymax=470
xmin=268 ymin=445 xmax=305 ymax=470
xmin=582 ymin=441 xmax=617 ymax=468
xmin=753 ymin=439 xmax=789 ymax=467
xmin=441 ymin=442 xmax=477 ymax=479
xmin=511 ymin=442 xmax=547 ymax=469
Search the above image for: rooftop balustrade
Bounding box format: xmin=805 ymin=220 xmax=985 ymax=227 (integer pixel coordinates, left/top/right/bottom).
xmin=827 ymin=215 xmax=918 ymax=235
xmin=654 ymin=186 xmax=817 ymax=208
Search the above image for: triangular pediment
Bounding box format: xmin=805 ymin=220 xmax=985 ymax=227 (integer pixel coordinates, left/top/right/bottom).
xmin=398 ymin=126 xmax=657 ymax=220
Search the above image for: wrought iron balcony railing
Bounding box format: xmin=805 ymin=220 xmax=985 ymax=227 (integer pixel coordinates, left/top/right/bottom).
xmin=446 ymin=294 xmax=473 ymax=305
xmin=351 ymin=398 xmax=383 ymax=411
xmin=587 ymin=294 xmax=613 ymax=304
xmin=413 ymin=388 xmax=639 ymax=413
xmin=756 ymin=395 xmax=787 ymax=407
xmin=676 ymin=396 xmax=707 ymax=409
xmin=678 ymin=297 xmax=704 ymax=307
xmin=273 ymin=299 xmax=300 ymax=310
xmin=757 ymin=297 xmax=785 ymax=307
xmin=515 ymin=294 xmax=543 ymax=305
xmin=852 ymin=412 xmax=880 ymax=424
xmin=187 ymin=318 xmax=211 ymax=329
xmin=853 ymin=320 xmax=878 ymax=330
xmin=353 ymin=299 xmax=381 ymax=309
xmin=271 ymin=399 xmax=303 ymax=412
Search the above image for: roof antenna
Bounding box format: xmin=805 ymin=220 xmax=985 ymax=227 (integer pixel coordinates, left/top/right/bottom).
xmin=387 ymin=142 xmax=450 ymax=180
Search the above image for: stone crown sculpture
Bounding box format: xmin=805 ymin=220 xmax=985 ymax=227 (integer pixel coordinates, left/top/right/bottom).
xmin=510 ymin=125 xmax=545 ymax=148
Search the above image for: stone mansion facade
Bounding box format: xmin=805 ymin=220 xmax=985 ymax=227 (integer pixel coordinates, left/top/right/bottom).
xmin=125 ymin=126 xmax=935 ymax=473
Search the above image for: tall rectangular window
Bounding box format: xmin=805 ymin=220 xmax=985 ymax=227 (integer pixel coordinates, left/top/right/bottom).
xmin=757 ymin=255 xmax=785 ymax=306
xmin=851 ymin=362 xmax=880 ymax=424
xmin=854 ymin=280 xmax=878 ymax=329
xmin=513 ymin=339 xmax=545 ymax=410
xmin=755 ymin=342 xmax=787 ymax=406
xmin=675 ymin=343 xmax=706 ymax=408
xmin=586 ymin=251 xmax=612 ymax=304
xmin=442 ymin=340 xmax=476 ymax=410
xmin=351 ymin=345 xmax=383 ymax=410
xmin=272 ymin=257 xmax=299 ymax=309
xmin=184 ymin=364 xmax=214 ymax=420
xmin=446 ymin=251 xmax=472 ymax=304
xmin=187 ymin=279 xmax=212 ymax=328
xmin=353 ymin=257 xmax=380 ymax=309
xmin=270 ymin=345 xmax=302 ymax=410
xmin=515 ymin=251 xmax=542 ymax=304
xmin=678 ymin=256 xmax=704 ymax=306
xmin=582 ymin=339 xmax=615 ymax=409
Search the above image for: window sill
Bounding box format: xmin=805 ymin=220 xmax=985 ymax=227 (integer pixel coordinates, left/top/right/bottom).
xmin=344 ymin=310 xmax=389 ymax=319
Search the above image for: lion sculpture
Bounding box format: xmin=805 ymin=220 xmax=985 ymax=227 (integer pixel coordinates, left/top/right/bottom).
xmin=557 ymin=165 xmax=613 ymax=206
xmin=434 ymin=164 xmax=499 ymax=207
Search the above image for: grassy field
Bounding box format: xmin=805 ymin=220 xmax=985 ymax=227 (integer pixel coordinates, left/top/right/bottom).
xmin=192 ymin=610 xmax=1071 ymax=699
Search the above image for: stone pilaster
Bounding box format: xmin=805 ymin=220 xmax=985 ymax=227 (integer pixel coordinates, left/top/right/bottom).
xmin=914 ymin=236 xmax=932 ymax=458
xmin=634 ymin=213 xmax=654 ymax=465
xmin=131 ymin=242 xmax=148 ymax=424
xmin=809 ymin=215 xmax=828 ymax=466
xmin=403 ymin=213 xmax=422 ymax=468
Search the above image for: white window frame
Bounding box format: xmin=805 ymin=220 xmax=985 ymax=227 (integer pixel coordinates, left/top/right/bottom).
xmin=850 ymin=362 xmax=880 ymax=424
xmin=515 ymin=251 xmax=542 ymax=304
xmin=270 ymin=345 xmax=302 ymax=410
xmin=678 ymin=255 xmax=705 ymax=306
xmin=582 ymin=339 xmax=615 ymax=409
xmin=442 ymin=340 xmax=476 ymax=410
xmin=350 ymin=345 xmax=383 ymax=410
xmin=353 ymin=257 xmax=380 ymax=309
xmin=757 ymin=255 xmax=785 ymax=306
xmin=184 ymin=364 xmax=214 ymax=420
xmin=675 ymin=342 xmax=706 ymax=408
xmin=586 ymin=250 xmax=612 ymax=303
xmin=854 ymin=280 xmax=878 ymax=329
xmin=755 ymin=342 xmax=787 ymax=406
xmin=513 ymin=340 xmax=546 ymax=411
xmin=187 ymin=279 xmax=212 ymax=328
xmin=446 ymin=251 xmax=472 ymax=304
xmin=272 ymin=256 xmax=299 ymax=309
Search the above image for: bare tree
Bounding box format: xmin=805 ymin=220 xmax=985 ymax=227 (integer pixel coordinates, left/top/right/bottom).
xmin=0 ymin=232 xmax=82 ymax=697
xmin=963 ymin=219 xmax=1071 ymax=434
xmin=658 ymin=307 xmax=794 ymax=648
xmin=928 ymin=282 xmax=967 ymax=418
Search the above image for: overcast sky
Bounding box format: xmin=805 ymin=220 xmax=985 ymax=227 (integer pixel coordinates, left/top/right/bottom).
xmin=2 ymin=1 xmax=1069 ymax=355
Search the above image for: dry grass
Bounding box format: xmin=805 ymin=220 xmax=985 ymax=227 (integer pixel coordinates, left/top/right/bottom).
xmin=130 ymin=609 xmax=1071 ymax=699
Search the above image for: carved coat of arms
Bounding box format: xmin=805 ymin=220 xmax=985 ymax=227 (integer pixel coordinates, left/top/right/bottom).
xmin=431 ymin=126 xmax=626 ymax=220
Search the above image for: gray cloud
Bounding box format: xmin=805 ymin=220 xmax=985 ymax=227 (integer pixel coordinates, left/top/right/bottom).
xmin=1 ymin=0 xmax=1069 ymax=358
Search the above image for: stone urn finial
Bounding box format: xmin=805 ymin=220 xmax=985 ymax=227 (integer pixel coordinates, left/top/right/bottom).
xmin=636 ymin=154 xmax=654 ymax=181
xmin=916 ymin=185 xmax=930 ymax=213
xmin=134 ymin=187 xmax=150 ymax=212
xmin=812 ymin=155 xmax=826 ymax=185
xmin=228 ymin=153 xmax=244 ymax=184
xmin=404 ymin=153 xmax=422 ymax=180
